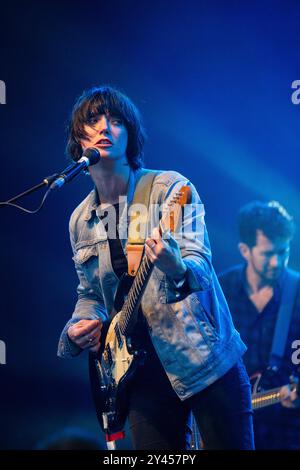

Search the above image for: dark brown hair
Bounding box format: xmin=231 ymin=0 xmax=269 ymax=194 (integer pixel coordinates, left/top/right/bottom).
xmin=238 ymin=200 xmax=295 ymax=247
xmin=66 ymin=85 xmax=146 ymax=169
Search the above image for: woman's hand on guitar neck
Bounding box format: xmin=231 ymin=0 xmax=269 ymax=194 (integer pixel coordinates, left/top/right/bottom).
xmin=67 ymin=319 xmax=102 ymax=353
xmin=145 ymin=227 xmax=187 ymax=282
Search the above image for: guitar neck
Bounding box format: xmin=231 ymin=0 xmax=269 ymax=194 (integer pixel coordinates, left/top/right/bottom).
xmin=252 ymin=386 xmax=282 ymax=410
xmin=119 ymin=253 xmax=154 ymax=337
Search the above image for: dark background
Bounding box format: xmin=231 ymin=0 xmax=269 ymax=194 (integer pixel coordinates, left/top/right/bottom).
xmin=0 ymin=0 xmax=299 ymax=450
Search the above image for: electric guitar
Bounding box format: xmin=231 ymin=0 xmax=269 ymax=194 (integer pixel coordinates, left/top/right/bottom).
xmin=89 ymin=185 xmax=191 ymax=443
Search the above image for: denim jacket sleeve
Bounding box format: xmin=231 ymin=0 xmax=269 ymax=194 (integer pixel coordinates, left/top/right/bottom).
xmin=57 ymin=220 xmax=108 ymax=359
xmin=159 ymin=176 xmax=213 ymax=303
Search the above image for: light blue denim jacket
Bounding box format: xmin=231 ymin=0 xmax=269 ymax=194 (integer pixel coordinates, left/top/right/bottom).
xmin=58 ymin=168 xmax=246 ymax=400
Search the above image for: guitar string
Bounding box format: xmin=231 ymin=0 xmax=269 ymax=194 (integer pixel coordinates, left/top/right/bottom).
xmin=121 ymin=256 xmax=152 ymax=335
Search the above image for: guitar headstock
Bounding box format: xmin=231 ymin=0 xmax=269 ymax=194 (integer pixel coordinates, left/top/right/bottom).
xmin=160 ymin=185 xmax=192 ymax=235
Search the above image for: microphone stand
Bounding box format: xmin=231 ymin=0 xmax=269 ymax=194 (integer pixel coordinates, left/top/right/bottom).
xmin=1 ymin=148 xmax=100 ymax=211
xmin=2 ymin=174 xmax=59 ymax=205
xmin=0 ymin=173 xmax=59 ymax=213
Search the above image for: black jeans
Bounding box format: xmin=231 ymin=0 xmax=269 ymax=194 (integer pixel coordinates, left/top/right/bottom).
xmin=128 ymin=348 xmax=254 ymax=450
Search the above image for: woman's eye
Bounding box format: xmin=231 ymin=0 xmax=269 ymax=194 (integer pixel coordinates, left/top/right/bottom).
xmin=90 ymin=119 xmax=97 ymax=125
xmin=87 ymin=116 xmax=98 ymax=125
xmin=111 ymin=118 xmax=122 ymax=125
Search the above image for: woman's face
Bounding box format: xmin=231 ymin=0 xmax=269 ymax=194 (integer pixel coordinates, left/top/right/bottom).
xmin=80 ymin=113 xmax=128 ymax=162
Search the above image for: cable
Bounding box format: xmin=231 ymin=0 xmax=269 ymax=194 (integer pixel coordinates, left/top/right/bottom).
xmin=0 ymin=188 xmax=52 ymax=214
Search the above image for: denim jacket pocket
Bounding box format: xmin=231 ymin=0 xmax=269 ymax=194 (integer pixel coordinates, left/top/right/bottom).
xmin=73 ymin=244 xmax=98 ymax=265
xmin=189 ymin=294 xmax=219 ymax=344
xmin=73 ymin=243 xmax=100 ymax=289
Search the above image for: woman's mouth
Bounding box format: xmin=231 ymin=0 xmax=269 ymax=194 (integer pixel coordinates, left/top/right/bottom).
xmin=96 ymin=138 xmax=112 ymax=147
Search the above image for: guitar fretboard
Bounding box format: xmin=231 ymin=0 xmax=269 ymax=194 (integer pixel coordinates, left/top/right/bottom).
xmin=252 ymin=387 xmax=282 ymax=409
xmin=119 ymin=254 xmax=154 ymax=336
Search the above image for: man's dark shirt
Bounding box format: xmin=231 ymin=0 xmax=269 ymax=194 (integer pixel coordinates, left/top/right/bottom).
xmin=219 ymin=264 xmax=300 ymax=449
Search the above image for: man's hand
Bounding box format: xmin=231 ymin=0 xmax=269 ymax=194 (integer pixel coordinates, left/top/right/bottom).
xmin=67 ymin=319 xmax=102 ymax=353
xmin=280 ymin=384 xmax=300 ymax=409
xmin=145 ymin=227 xmax=187 ymax=281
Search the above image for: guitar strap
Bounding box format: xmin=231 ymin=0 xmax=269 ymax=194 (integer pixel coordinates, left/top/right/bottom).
xmin=269 ymin=268 xmax=300 ymax=368
xmin=127 ymin=169 xmax=162 ymax=276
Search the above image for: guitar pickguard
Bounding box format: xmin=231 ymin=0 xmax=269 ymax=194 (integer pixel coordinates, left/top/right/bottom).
xmin=102 ymin=313 xmax=135 ymax=386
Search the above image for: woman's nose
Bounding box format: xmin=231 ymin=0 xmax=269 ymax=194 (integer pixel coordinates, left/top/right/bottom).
xmin=97 ymin=116 xmax=110 ymax=133
xmin=269 ymin=254 xmax=279 ymax=268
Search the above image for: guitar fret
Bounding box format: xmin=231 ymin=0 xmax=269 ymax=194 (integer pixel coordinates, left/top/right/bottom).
xmin=132 ymin=280 xmax=139 ymax=299
xmin=129 ymin=296 xmax=134 ymax=313
xmin=141 ymin=263 xmax=147 ymax=280
xmin=132 ymin=290 xmax=138 ymax=303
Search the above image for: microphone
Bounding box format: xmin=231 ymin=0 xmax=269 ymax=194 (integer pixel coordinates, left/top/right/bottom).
xmin=50 ymin=148 xmax=100 ymax=190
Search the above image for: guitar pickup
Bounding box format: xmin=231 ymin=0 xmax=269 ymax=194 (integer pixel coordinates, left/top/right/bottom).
xmin=105 ymin=344 xmax=113 ymax=367
xmin=114 ymin=323 xmax=123 ymax=348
